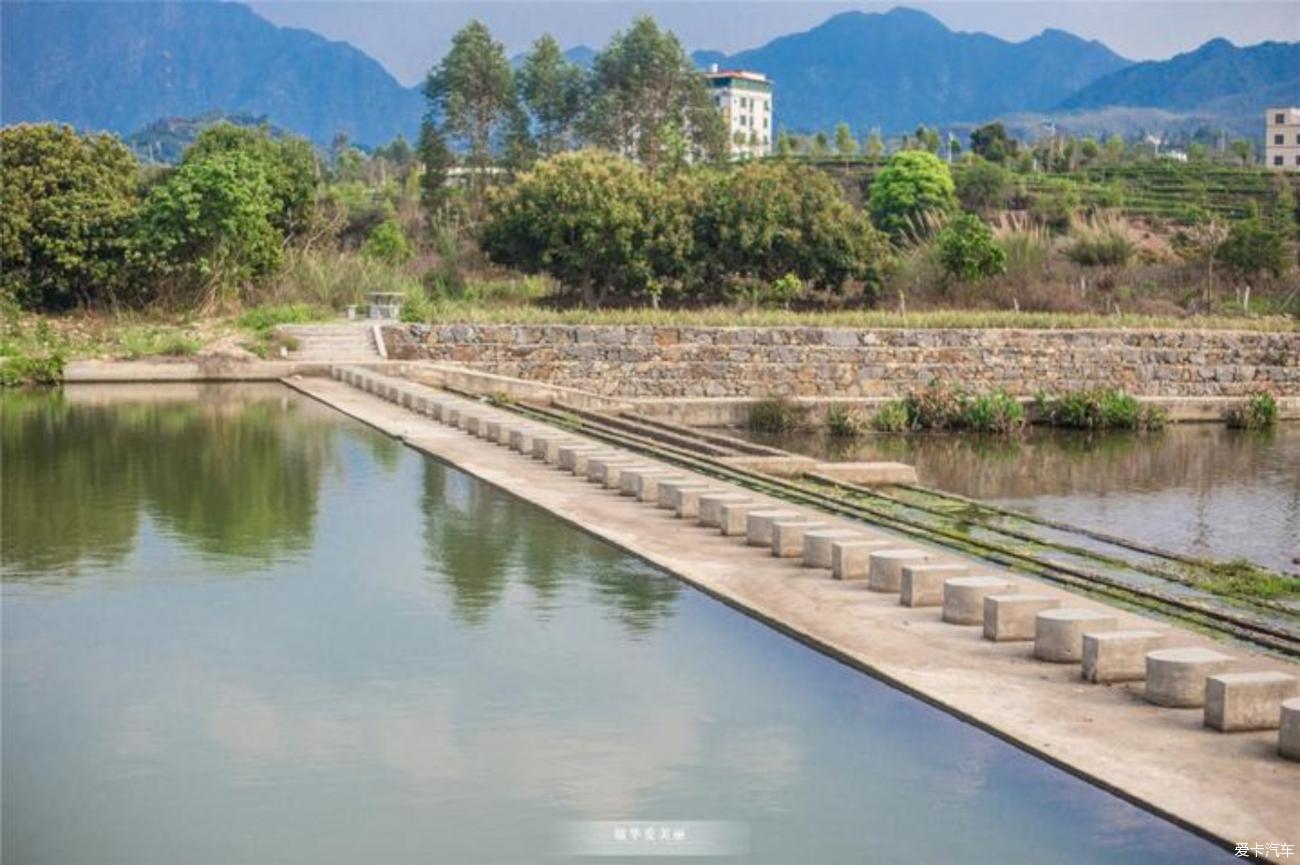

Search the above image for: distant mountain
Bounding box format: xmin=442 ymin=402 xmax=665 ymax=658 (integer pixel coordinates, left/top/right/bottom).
xmin=1056 ymin=38 xmax=1300 ymax=117
xmin=0 ymin=0 xmax=423 ymax=146
xmin=125 ymin=112 xmax=299 ymax=164
xmin=693 ymin=8 xmax=1132 ymax=133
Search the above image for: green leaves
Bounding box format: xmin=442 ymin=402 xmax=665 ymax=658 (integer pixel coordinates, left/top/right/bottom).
xmin=936 ymin=213 xmax=1007 ymax=283
xmin=868 ymin=150 xmax=957 ymax=239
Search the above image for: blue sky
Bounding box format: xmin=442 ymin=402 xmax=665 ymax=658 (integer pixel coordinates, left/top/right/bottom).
xmin=250 ymin=1 xmax=1300 ymax=85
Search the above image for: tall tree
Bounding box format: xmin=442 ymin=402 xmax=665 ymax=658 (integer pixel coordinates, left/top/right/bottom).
xmin=834 ymin=122 xmax=857 ymax=166
xmin=584 ymin=17 xmax=726 ymax=171
xmin=418 ymin=121 xmax=455 ymax=214
xmin=424 ymin=21 xmax=516 ymax=189
xmin=517 ymin=35 xmax=585 ymax=156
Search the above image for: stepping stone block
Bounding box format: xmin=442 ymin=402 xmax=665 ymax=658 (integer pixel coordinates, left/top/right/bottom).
xmin=771 ymin=522 xmax=829 ymax=558
xmin=444 ymin=406 xmax=462 ymax=426
xmin=509 ymin=428 xmax=539 ymax=453
xmin=658 ymin=481 xmax=713 ymax=513
xmin=746 ymin=510 xmax=805 ymax=547
xmin=718 ymin=500 xmax=767 ymax=536
xmin=1281 ymin=698 xmax=1300 ymax=761
xmin=943 ymin=577 xmax=1012 ymax=625
xmin=984 ymin=595 xmax=1061 ymax=642
xmin=698 ymin=494 xmax=752 ymax=528
xmin=1081 ymin=630 xmax=1165 ymax=683
xmin=1205 ymin=672 xmax=1299 ymax=732
xmin=558 ymin=447 xmax=609 ymax=476
xmin=485 ymin=420 xmax=506 ymax=443
xmin=802 ymin=530 xmax=865 ymax=569
xmin=587 ymin=458 xmax=639 ymax=487
xmin=675 ymin=486 xmax=722 ymax=519
xmin=617 ymin=468 xmax=671 ymax=498
xmin=636 ymin=473 xmax=688 ymax=503
xmin=868 ymin=549 xmax=935 ymax=593
xmin=1145 ymin=648 xmax=1236 ymax=708
xmin=900 ymin=564 xmax=969 ymax=607
xmin=1034 ymin=608 xmax=1118 ymax=662
xmin=830 ymin=540 xmax=894 ymax=581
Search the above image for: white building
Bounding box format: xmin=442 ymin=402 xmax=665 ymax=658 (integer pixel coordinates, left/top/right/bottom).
xmin=706 ymin=66 xmax=773 ymax=159
xmin=1265 ymin=107 xmax=1300 ymax=170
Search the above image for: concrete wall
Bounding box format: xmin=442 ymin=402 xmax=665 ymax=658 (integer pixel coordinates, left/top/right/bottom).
xmin=382 ymin=324 xmax=1300 ymax=399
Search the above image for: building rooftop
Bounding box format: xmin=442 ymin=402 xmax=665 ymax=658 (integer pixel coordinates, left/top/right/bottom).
xmin=705 ymin=66 xmax=771 ymax=86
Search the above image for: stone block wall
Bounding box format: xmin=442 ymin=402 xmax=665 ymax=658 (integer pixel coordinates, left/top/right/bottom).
xmin=383 ymin=324 xmax=1300 ymax=399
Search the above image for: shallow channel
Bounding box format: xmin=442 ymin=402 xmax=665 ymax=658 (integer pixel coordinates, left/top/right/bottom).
xmin=2 ymin=386 xmax=1237 ymax=864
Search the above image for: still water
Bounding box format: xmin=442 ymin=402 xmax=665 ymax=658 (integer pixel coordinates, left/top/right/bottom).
xmin=739 ymin=424 xmax=1300 ymax=574
xmin=2 ymin=386 xmax=1236 ymax=864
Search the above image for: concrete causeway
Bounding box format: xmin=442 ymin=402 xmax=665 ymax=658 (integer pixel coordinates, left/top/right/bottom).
xmin=285 ymin=369 xmax=1300 ymax=851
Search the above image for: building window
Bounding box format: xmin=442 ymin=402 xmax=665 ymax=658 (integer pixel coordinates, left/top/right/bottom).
xmin=1275 ymin=155 xmax=1285 ymax=166
xmin=1295 ymin=134 xmax=1299 ymax=145
xmin=1275 ymin=134 xmax=1285 ymax=145
xmin=1277 ymin=113 xmax=1286 ymax=124
xmin=1295 ymin=155 xmax=1300 ymax=165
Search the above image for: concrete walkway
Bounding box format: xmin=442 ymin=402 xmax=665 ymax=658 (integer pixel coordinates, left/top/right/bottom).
xmin=285 ymin=372 xmax=1299 ymax=851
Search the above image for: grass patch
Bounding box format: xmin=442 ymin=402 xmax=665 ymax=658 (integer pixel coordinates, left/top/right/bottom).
xmin=747 ymin=397 xmax=805 ymax=433
xmin=1034 ymin=388 xmax=1167 ymax=430
xmin=1187 ymin=558 xmax=1300 ymax=602
xmin=238 ymin=303 xmax=331 ymax=334
xmin=1224 ymin=390 xmax=1278 ymax=430
xmin=826 ymin=405 xmax=871 ymax=437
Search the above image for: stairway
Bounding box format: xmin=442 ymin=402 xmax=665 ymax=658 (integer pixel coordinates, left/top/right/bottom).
xmin=277 ymin=323 xmax=380 ymax=361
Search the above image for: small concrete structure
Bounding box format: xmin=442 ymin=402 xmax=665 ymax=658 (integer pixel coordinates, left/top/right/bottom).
xmin=771 ymin=522 xmax=828 ymax=558
xmin=509 ymin=427 xmax=540 ymax=454
xmin=557 ymin=444 xmax=604 ymax=474
xmin=830 ymin=539 xmax=894 ymax=581
xmin=1082 ymin=630 xmax=1166 ymax=683
xmin=801 ymin=529 xmax=865 ymax=569
xmin=618 ymin=467 xmax=675 ymax=498
xmin=1034 ymin=608 xmax=1118 ymax=662
xmin=1280 ymin=698 xmax=1300 ymax=760
xmin=867 ymin=549 xmax=935 ymax=593
xmin=812 ymin=461 xmax=918 ymax=485
xmin=1145 ymin=648 xmax=1236 ymax=708
xmin=658 ymin=481 xmax=715 ymax=515
xmin=942 ymin=577 xmax=1012 ymax=625
xmin=899 ymin=564 xmax=969 ymax=607
xmin=746 ymin=510 xmax=805 ymax=547
xmin=983 ymin=594 xmax=1061 ymax=642
xmin=697 ymin=493 xmax=753 ymax=529
xmin=674 ymin=486 xmax=721 ymax=519
xmin=587 ymin=457 xmax=640 ymax=488
xmin=635 ymin=473 xmax=688 ymax=504
xmin=718 ymin=500 xmax=767 ymax=536
xmin=1204 ymin=672 xmax=1299 ymax=732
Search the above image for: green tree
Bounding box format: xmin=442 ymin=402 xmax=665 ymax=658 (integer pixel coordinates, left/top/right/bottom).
xmin=775 ymin=129 xmax=796 ymax=159
xmin=362 ymin=218 xmax=411 ymax=265
xmin=0 ymin=124 xmax=142 ymax=310
xmin=955 ymin=157 xmax=1011 ymax=212
xmin=479 ymin=150 xmax=659 ymax=305
xmin=865 ymin=129 xmax=885 ymax=159
xmin=424 ymin=21 xmax=517 ymax=188
xmin=969 ymin=123 xmax=1017 ymax=162
xmin=184 ymin=124 xmax=319 ymax=239
xmin=418 ymin=121 xmax=456 ymax=214
xmin=584 ymin=17 xmax=726 ymax=170
xmin=1103 ymin=135 xmax=1126 ymax=163
xmin=811 ymin=131 xmax=830 ymax=158
xmin=517 ymin=35 xmax=585 ymax=156
xmin=834 ymin=122 xmax=857 ymax=165
xmin=1219 ymin=216 xmax=1288 ymax=282
xmin=1228 ymin=139 xmax=1254 ymax=167
xmin=868 ymin=150 xmax=958 ymax=239
xmin=936 ymin=213 xmax=1007 ymax=283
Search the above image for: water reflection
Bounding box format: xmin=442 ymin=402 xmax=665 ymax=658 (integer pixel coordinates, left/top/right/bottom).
xmin=739 ymin=424 xmax=1300 ymax=572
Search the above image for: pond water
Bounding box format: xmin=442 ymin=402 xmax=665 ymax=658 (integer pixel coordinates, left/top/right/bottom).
xmin=737 ymin=424 xmax=1300 ymax=575
xmin=2 ymin=386 xmax=1236 ymax=864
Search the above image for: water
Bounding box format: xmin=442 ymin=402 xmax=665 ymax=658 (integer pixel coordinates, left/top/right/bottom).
xmin=738 ymin=424 xmax=1300 ymax=575
xmin=2 ymin=386 xmax=1236 ymax=864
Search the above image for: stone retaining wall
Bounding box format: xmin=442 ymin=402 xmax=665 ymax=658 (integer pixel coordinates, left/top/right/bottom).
xmin=383 ymin=324 xmax=1300 ymax=399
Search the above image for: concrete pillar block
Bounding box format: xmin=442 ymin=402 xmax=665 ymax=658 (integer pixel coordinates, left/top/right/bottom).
xmin=636 ymin=472 xmax=688 ymax=503
xmin=1033 ymin=608 xmax=1118 ymax=662
xmin=675 ymin=486 xmax=723 ymax=519
xmin=697 ymin=494 xmax=752 ymax=528
xmin=1204 ymin=672 xmax=1299 ymax=732
xmin=1145 ymin=648 xmax=1236 ymax=708
xmin=719 ymin=500 xmax=766 ymax=536
xmin=771 ymin=522 xmax=829 ymax=558
xmin=867 ymin=549 xmax=936 ymax=593
xmin=746 ymin=510 xmax=804 ymax=547
xmin=541 ymin=437 xmax=581 ymax=464
xmin=462 ymin=414 xmax=485 ymax=435
xmin=1081 ymin=629 xmax=1165 ymax=683
xmin=485 ymin=420 xmax=506 ymax=443
xmin=657 ymin=479 xmax=707 ymax=510
xmin=801 ymin=530 xmax=866 ymax=569
xmin=400 ymin=391 xmax=415 ymax=409
xmin=1280 ymin=698 xmax=1300 ymax=761
xmin=942 ymin=577 xmax=1012 ymax=625
xmin=586 ymin=457 xmax=637 ymax=486
xmin=445 ymin=406 xmax=462 ymax=427
xmin=983 ymin=594 xmax=1061 ymax=642
xmin=830 ymin=540 xmax=894 ymax=581
xmin=509 ymin=427 xmax=538 ymax=453
xmin=558 ymin=446 xmax=606 ymax=475
xmin=899 ymin=564 xmax=969 ymax=607
xmin=617 ymin=467 xmax=670 ymax=497
xmin=601 ymin=462 xmax=645 ymax=490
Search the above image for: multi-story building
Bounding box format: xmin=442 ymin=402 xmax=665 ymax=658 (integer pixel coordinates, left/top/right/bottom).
xmin=1265 ymin=107 xmax=1300 ymax=170
xmin=706 ymin=66 xmax=773 ymax=159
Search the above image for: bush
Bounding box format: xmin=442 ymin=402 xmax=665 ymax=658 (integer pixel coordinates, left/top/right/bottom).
xmin=1063 ymin=215 xmax=1135 ymax=268
xmin=1219 ymin=217 xmax=1288 ymax=282
xmin=871 ymin=400 xmax=911 ymax=432
xmin=1 ymin=124 xmax=142 ymax=311
xmin=868 ymin=150 xmax=957 ymax=240
xmin=1225 ymin=390 xmax=1278 ymax=430
xmin=955 ymin=158 xmax=1011 ymax=212
xmin=960 ymin=389 xmax=1024 ymax=433
xmin=903 ymin=379 xmax=968 ymax=430
xmin=238 ymin=303 xmax=329 ymax=333
xmin=362 ymin=218 xmax=411 ymax=265
xmin=746 ymin=396 xmax=805 ymax=433
xmin=1035 ymin=388 xmax=1165 ymax=430
xmin=935 ymin=214 xmax=1007 ymax=283
xmin=0 ymin=352 xmax=64 ymax=388
xmin=826 ymin=405 xmax=870 ymax=437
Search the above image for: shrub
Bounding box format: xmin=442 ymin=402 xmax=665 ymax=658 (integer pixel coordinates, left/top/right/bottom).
xmin=935 ymin=214 xmax=1007 ymax=283
xmin=362 ymin=218 xmax=411 ymax=265
xmin=871 ymin=400 xmax=911 ymax=432
xmin=826 ymin=405 xmax=870 ymax=437
xmin=960 ymin=389 xmax=1024 ymax=433
xmin=1063 ymin=215 xmax=1135 ymax=268
xmin=868 ymin=150 xmax=957 ymax=240
xmin=746 ymin=396 xmax=805 ymax=433
xmin=903 ymin=379 xmax=968 ymax=430
xmin=238 ymin=303 xmax=328 ymax=333
xmin=1219 ymin=217 xmax=1288 ymax=282
xmin=0 ymin=352 xmax=65 ymax=388
xmin=994 ymin=220 xmax=1053 ymax=285
xmin=955 ymin=158 xmax=1011 ymax=212
xmin=1225 ymin=390 xmax=1278 ymax=430
xmin=1035 ymin=388 xmax=1165 ymax=430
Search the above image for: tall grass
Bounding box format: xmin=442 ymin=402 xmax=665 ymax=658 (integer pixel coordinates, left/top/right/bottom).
xmin=1063 ymin=214 xmax=1138 ymax=268
xmin=269 ymin=249 xmax=420 ymax=311
xmin=994 ymin=218 xmax=1054 ymax=286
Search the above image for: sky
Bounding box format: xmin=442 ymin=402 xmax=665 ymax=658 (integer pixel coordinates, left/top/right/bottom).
xmin=249 ymin=0 xmax=1300 ymax=86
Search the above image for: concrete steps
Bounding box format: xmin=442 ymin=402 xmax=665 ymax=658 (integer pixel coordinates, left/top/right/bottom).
xmin=279 ymin=324 xmax=379 ymax=360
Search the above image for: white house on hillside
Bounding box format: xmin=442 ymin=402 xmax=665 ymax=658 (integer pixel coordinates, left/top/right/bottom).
xmin=706 ymin=66 xmax=773 ymax=159
xmin=1266 ymin=107 xmax=1300 ymax=170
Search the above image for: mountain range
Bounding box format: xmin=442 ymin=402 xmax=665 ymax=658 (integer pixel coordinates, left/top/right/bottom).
xmin=2 ymin=1 xmax=1293 ymax=149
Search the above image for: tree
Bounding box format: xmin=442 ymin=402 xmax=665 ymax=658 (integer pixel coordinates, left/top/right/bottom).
xmin=517 ymin=35 xmax=585 ymax=157
xmin=1220 ymin=215 xmax=1288 ymax=283
xmin=418 ymin=121 xmax=456 ymax=214
xmin=810 ymin=131 xmax=830 ymax=158
xmin=1228 ymin=139 xmax=1254 ymax=167
xmin=775 ymin=129 xmax=796 ymax=159
xmin=969 ymin=122 xmax=1017 ymax=163
xmin=362 ymin=218 xmax=411 ymax=265
xmin=1103 ymin=135 xmax=1126 ymax=163
xmin=834 ymin=122 xmax=857 ymax=165
xmin=1 ymin=124 xmax=142 ymax=310
xmin=936 ymin=213 xmax=1006 ymax=283
xmin=865 ymin=129 xmax=885 ymax=159
xmin=955 ymin=158 xmax=1011 ymax=213
xmin=479 ymin=150 xmax=659 ymax=306
xmin=868 ymin=150 xmax=957 ymax=239
xmin=424 ymin=21 xmax=517 ymax=188
xmin=584 ymin=17 xmax=726 ymax=171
